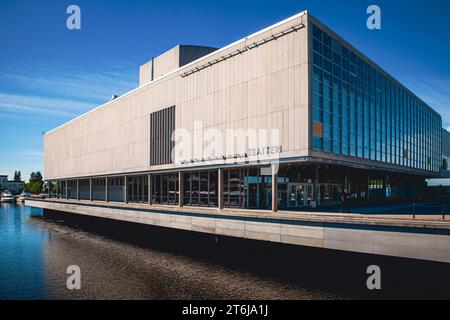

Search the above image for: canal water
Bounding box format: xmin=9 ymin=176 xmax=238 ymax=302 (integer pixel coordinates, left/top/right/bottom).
xmin=1 ymin=203 xmax=450 ymax=299
xmin=0 ymin=203 xmax=336 ymax=299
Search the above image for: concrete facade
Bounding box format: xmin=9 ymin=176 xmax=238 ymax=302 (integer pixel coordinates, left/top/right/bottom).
xmin=139 ymin=45 xmax=218 ymax=86
xmin=44 ymin=12 xmax=310 ymax=180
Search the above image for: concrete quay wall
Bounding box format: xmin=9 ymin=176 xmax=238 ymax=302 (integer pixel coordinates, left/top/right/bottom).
xmin=26 ymin=199 xmax=450 ymax=264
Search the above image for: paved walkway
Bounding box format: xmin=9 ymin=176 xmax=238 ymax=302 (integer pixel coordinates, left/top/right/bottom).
xmin=314 ymin=201 xmax=444 ymax=214
xmin=291 ymin=201 xmax=450 ymax=221
xmin=29 ymin=197 xmax=450 ymax=229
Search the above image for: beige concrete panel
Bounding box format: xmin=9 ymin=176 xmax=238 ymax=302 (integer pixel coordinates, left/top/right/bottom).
xmin=153 ymin=213 xmax=172 ymax=228
xmin=170 ymin=215 xmax=193 ymax=231
xmin=435 ymin=250 xmax=450 ymax=264
xmin=280 ymin=235 xmax=324 ymax=248
xmin=245 ymin=221 xmax=281 ymax=242
xmin=137 ymin=214 xmax=154 ymax=225
xmin=325 ymin=239 xmax=374 ymax=255
xmin=153 ymin=46 xmax=180 ymax=79
xmin=191 ymin=216 xmax=216 ymax=234
xmin=216 ymin=219 xmax=246 ymax=238
xmin=374 ymin=243 xmax=437 ymax=262
xmin=325 ymin=227 xmax=374 ymax=243
xmin=373 ymin=231 xmax=439 ymax=250
xmin=280 ymin=224 xmax=324 ymax=240
xmin=324 ymin=227 xmax=375 ymax=254
xmin=44 ymin=14 xmax=310 ymax=180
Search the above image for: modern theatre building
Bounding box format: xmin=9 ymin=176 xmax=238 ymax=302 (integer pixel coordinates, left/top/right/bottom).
xmin=44 ymin=11 xmax=442 ymax=212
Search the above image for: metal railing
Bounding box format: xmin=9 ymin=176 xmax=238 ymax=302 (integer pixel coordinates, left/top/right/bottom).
xmin=412 ymin=201 xmax=447 ymax=220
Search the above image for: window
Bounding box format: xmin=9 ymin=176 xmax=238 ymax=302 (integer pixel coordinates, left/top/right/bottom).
xmin=183 ymin=171 xmax=218 ymax=207
xmin=152 ymin=173 xmax=177 ymax=205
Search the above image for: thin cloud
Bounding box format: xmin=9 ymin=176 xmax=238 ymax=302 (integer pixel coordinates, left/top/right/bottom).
xmin=0 ymin=93 xmax=93 ymax=117
xmin=3 ymin=63 xmax=136 ymax=103
xmin=0 ymin=149 xmax=43 ymax=158
xmin=0 ymin=62 xmax=137 ymax=178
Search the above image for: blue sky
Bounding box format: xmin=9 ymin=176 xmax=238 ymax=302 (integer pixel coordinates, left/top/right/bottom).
xmin=0 ymin=0 xmax=449 ymax=181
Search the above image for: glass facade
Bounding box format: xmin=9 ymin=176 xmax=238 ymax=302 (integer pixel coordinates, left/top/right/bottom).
xmin=128 ymin=175 xmax=149 ymax=203
xmin=223 ymin=168 xmax=273 ymax=209
xmin=93 ymin=178 xmax=106 ymax=201
xmin=311 ymin=23 xmax=442 ymax=172
xmin=67 ymin=180 xmax=77 ymax=199
xmin=151 ymin=173 xmax=178 ymax=205
xmin=183 ymin=170 xmax=217 ymax=207
xmin=108 ymin=176 xmax=124 ymax=202
xmin=79 ymin=179 xmax=90 ymax=200
xmin=54 ymin=161 xmax=425 ymax=209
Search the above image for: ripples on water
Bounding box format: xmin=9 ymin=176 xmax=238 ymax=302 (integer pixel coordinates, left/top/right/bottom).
xmin=2 ymin=203 xmax=450 ymax=300
xmin=0 ymin=204 xmax=336 ymax=300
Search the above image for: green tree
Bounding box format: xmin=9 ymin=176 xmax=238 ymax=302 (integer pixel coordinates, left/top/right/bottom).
xmin=29 ymin=171 xmax=43 ymax=184
xmin=24 ymin=182 xmax=43 ymax=194
xmin=26 ymin=172 xmax=44 ymax=194
xmin=14 ymin=170 xmax=21 ymax=181
xmin=29 ymin=182 xmax=43 ymax=194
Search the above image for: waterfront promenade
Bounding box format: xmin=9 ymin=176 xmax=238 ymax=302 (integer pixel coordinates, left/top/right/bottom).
xmin=27 ymin=198 xmax=450 ymax=265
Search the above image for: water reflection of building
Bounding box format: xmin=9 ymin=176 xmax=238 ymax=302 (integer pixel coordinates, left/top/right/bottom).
xmin=44 ymin=11 xmax=443 ymax=211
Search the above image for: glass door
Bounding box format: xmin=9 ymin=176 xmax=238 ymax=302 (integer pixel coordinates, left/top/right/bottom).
xmin=287 ymin=183 xmax=313 ymax=208
xmin=304 ymin=184 xmax=313 ymax=206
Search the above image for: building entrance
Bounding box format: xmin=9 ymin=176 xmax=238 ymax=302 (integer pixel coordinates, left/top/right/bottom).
xmin=286 ymin=183 xmax=314 ymax=208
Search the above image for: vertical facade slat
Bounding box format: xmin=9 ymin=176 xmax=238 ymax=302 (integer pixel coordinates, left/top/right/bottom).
xmin=149 ymin=106 xmax=176 ymax=166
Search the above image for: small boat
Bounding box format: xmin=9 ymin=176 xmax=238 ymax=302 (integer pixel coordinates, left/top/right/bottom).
xmin=16 ymin=191 xmax=31 ymax=203
xmin=1 ymin=190 xmax=16 ymax=203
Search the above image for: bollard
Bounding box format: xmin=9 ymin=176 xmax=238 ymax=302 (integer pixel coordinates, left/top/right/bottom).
xmin=443 ymin=203 xmax=446 ymax=220
xmin=412 ymin=202 xmax=415 ymax=219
